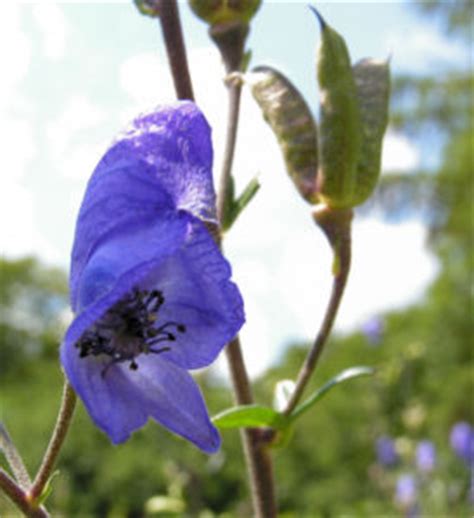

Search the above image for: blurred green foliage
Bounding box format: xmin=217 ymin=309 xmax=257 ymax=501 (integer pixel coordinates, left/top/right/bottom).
xmin=1 ymin=1 xmax=472 ymax=516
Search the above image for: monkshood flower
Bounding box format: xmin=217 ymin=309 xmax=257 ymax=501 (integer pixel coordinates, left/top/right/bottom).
xmin=60 ymin=101 xmax=244 ymax=453
xmin=450 ymin=421 xmax=474 ymax=465
xmin=362 ymin=316 xmax=384 ymax=346
xmin=395 ymin=474 xmax=417 ymax=507
xmin=376 ymin=435 xmax=398 ymax=467
xmin=415 ymin=440 xmax=436 ymax=473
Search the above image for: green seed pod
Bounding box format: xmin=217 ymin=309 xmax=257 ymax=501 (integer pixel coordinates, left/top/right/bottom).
xmin=314 ymin=9 xmax=362 ymax=209
xmin=188 ymin=0 xmax=261 ymax=26
xmin=247 ymin=65 xmax=319 ymax=203
xmin=351 ymin=58 xmax=391 ymax=206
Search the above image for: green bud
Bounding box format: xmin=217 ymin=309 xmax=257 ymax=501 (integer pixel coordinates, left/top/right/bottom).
xmin=313 ymin=8 xmax=362 ymax=209
xmin=133 ymin=0 xmax=160 ymax=18
xmin=351 ymin=58 xmax=391 ymax=206
xmin=247 ymin=66 xmax=319 ymax=203
xmin=188 ymin=0 xmax=261 ymax=26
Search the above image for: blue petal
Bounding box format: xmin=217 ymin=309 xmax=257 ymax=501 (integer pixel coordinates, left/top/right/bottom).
xmin=147 ymin=216 xmax=245 ymax=370
xmin=61 ymin=346 xmax=148 ymax=443
xmin=106 ymin=101 xmax=216 ymax=222
xmin=70 ymin=158 xmax=175 ymax=310
xmin=62 ymin=341 xmax=220 ymax=452
xmin=74 ymin=211 xmax=188 ymax=312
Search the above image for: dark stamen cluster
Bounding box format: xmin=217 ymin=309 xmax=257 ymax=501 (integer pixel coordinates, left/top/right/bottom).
xmin=75 ymin=288 xmax=186 ymax=376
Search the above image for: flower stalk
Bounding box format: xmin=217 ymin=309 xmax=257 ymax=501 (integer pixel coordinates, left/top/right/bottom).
xmin=283 ymin=207 xmax=353 ymax=416
xmin=214 ymin=20 xmax=277 ymax=518
xmin=158 ymin=4 xmax=276 ymax=515
xmin=0 ymin=422 xmax=31 ymax=489
xmin=28 ymin=381 xmax=76 ymax=503
xmin=158 ymin=0 xmax=195 ymax=101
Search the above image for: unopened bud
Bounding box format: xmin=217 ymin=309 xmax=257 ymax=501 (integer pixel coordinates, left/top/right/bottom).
xmin=188 ymin=0 xmax=261 ymax=26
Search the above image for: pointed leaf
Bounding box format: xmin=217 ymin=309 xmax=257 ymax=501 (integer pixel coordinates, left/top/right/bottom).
xmin=212 ymin=404 xmax=286 ymax=430
xmin=222 ymin=177 xmax=260 ymax=231
xmin=36 ymin=470 xmax=60 ymax=507
xmin=290 ymin=366 xmax=375 ymax=421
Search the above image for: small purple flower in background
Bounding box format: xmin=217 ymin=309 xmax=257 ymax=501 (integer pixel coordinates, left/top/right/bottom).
xmin=60 ymin=101 xmax=245 ymax=453
xmin=415 ymin=440 xmax=436 ymax=473
xmin=450 ymin=421 xmax=474 ymax=465
xmin=376 ymin=435 xmax=398 ymax=466
xmin=362 ymin=316 xmax=384 ymax=345
xmin=395 ymin=473 xmax=417 ymax=507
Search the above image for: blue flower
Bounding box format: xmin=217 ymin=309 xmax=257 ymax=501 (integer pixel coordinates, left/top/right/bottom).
xmin=60 ymin=101 xmax=244 ymax=453
xmin=415 ymin=440 xmax=436 ymax=473
xmin=395 ymin=474 xmax=417 ymax=507
xmin=375 ymin=435 xmax=398 ymax=467
xmin=450 ymin=421 xmax=474 ymax=465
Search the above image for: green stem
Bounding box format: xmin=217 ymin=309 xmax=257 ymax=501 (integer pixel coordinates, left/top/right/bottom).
xmin=0 ymin=470 xmax=48 ymax=518
xmin=0 ymin=422 xmax=31 ymax=489
xmin=158 ymin=0 xmax=194 ymax=101
xmin=28 ymin=382 xmax=76 ymax=503
xmin=283 ymin=208 xmax=353 ymax=416
xmin=217 ymin=79 xmax=242 ymax=223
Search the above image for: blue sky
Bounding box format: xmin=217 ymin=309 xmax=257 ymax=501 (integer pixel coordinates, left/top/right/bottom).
xmin=2 ymin=2 xmax=468 ymax=376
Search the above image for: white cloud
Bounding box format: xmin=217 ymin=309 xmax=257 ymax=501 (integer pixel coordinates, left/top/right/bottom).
xmin=382 ymin=130 xmax=420 ymax=173
xmin=47 ymin=94 xmax=107 ymax=179
xmin=119 ymin=53 xmax=176 ymax=108
xmin=385 ymin=27 xmax=468 ymax=73
xmin=32 ymin=3 xmax=68 ymax=61
xmin=0 ymin=181 xmax=61 ymax=263
xmin=0 ymin=119 xmax=36 ymax=182
xmin=0 ymin=4 xmax=31 ymax=107
xmin=339 ymin=218 xmax=438 ymax=329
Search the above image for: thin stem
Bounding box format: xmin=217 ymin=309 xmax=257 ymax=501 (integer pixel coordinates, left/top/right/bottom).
xmin=158 ymin=0 xmax=194 ymax=101
xmin=0 ymin=470 xmax=48 ymax=518
xmin=214 ymin=25 xmax=276 ymax=517
xmin=0 ymin=422 xmax=31 ymax=489
xmin=225 ymin=337 xmax=277 ymax=517
xmin=217 ymin=81 xmax=242 ymax=223
xmin=157 ymin=4 xmax=276 ymax=513
xmin=28 ymin=382 xmax=76 ymax=503
xmin=283 ymin=210 xmax=352 ymax=416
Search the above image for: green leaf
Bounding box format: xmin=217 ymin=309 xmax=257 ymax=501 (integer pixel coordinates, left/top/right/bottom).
xmin=212 ymin=404 xmax=286 ymax=430
xmin=290 ymin=366 xmax=375 ymax=422
xmin=36 ymin=470 xmax=60 ymax=507
xmin=222 ymin=177 xmax=260 ymax=231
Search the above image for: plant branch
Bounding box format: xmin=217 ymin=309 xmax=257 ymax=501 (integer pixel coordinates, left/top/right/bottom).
xmin=214 ymin=24 xmax=276 ymax=517
xmin=0 ymin=422 xmax=31 ymax=489
xmin=158 ymin=0 xmax=194 ymax=101
xmin=217 ymin=79 xmax=242 ymax=223
xmin=283 ymin=208 xmax=353 ymax=416
xmin=28 ymin=381 xmax=76 ymax=503
xmin=225 ymin=337 xmax=277 ymax=517
xmin=158 ymin=6 xmax=276 ymax=513
xmin=0 ymin=469 xmax=48 ymax=518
